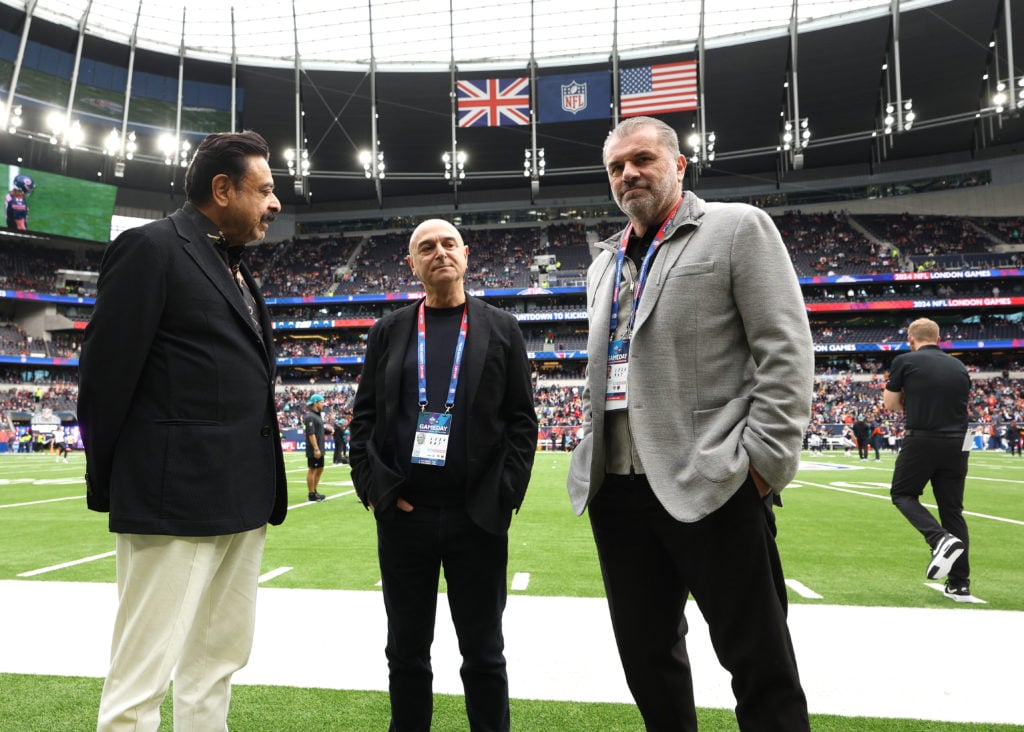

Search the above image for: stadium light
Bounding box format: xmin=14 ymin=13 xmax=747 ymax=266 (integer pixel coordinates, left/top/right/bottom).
xmin=66 ymin=120 xmax=85 ymax=150
xmin=159 ymin=133 xmax=178 ymax=165
xmin=442 ymin=149 xmax=466 ymax=181
xmin=523 ymin=148 xmax=545 ymax=178
xmin=687 ymin=130 xmax=715 ymax=167
xmin=103 ymin=128 xmax=121 ymax=156
xmin=360 ymin=143 xmax=385 ymax=180
xmin=7 ymin=105 xmax=21 ymax=134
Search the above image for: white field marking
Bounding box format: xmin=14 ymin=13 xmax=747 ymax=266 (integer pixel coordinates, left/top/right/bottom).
xmin=287 ymin=489 xmax=355 ymax=510
xmin=511 ymin=572 xmax=530 ymax=591
xmin=0 ymin=495 xmax=83 ymax=509
xmin=799 ymin=479 xmax=1024 ymax=527
xmin=284 ymin=464 xmax=351 ymax=476
xmin=317 ymin=480 xmax=354 ymax=487
xmin=785 ymin=579 xmax=823 ymax=599
xmin=924 ymin=582 xmax=988 ymax=604
xmin=830 ymin=481 xmax=892 ymax=490
xmin=971 ymin=475 xmax=1024 ymax=486
xmin=17 ymin=550 xmax=115 ymax=577
xmin=259 ymin=567 xmax=293 ymax=583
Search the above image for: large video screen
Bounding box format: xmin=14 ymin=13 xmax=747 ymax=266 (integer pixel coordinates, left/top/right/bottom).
xmin=4 ymin=165 xmax=117 ymax=243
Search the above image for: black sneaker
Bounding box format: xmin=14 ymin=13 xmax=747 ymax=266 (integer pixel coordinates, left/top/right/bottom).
xmin=308 ymin=492 xmax=326 ymax=502
xmin=926 ymin=532 xmax=965 ymax=580
xmin=944 ymin=581 xmax=972 ymax=603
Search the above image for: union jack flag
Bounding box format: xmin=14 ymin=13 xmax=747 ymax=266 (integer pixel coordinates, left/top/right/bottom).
xmin=457 ymin=77 xmax=531 ymax=127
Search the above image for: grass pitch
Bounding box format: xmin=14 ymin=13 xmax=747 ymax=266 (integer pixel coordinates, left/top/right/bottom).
xmin=1 ymin=447 xmax=1022 ymax=730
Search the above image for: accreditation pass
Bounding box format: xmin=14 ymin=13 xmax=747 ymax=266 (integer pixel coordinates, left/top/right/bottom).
xmin=605 ymin=338 xmax=629 ymax=411
xmin=411 ymin=411 xmax=453 ymax=466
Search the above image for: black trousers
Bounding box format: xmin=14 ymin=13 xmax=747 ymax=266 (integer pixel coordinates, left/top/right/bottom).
xmin=588 ymin=474 xmax=809 ymax=732
xmin=890 ymin=434 xmax=970 ymax=582
xmin=376 ymin=504 xmax=509 ymax=732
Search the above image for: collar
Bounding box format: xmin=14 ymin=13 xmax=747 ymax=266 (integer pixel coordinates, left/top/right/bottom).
xmin=596 ymin=190 xmax=706 ymax=254
xmin=183 ymin=201 xmax=244 ymax=274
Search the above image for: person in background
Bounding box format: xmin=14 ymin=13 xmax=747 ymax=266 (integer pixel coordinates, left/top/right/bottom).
xmin=78 ymin=130 xmax=287 ymax=731
xmin=5 ymin=173 xmax=34 ymax=230
xmin=349 ymin=218 xmax=537 ymax=732
xmin=303 ymin=393 xmax=328 ymax=502
xmin=567 ymin=116 xmax=813 ymax=731
xmin=54 ymin=426 xmax=68 ymax=463
xmin=333 ymin=414 xmax=350 ymax=464
xmin=853 ymin=414 xmax=871 ymax=461
xmin=884 ymin=317 xmax=973 ymax=602
xmin=1006 ymin=422 xmax=1021 ymax=456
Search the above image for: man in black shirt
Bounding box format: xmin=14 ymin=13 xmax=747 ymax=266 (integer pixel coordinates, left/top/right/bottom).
xmin=884 ymin=318 xmax=973 ymax=601
xmin=349 ymin=218 xmax=538 ymax=731
xmin=303 ymin=394 xmax=328 ymax=502
xmin=853 ymin=415 xmax=871 ymax=461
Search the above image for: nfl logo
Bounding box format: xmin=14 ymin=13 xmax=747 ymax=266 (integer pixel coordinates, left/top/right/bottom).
xmin=561 ymin=81 xmax=588 ymax=115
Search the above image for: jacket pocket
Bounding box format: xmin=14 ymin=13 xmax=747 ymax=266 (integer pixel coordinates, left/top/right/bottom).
xmin=692 ymin=396 xmax=751 ymax=483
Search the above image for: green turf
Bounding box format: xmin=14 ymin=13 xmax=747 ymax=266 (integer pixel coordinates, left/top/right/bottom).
xmin=1 ymin=447 xmax=1022 ymax=729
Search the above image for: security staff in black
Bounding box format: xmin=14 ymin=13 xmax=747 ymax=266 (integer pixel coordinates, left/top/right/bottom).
xmin=884 ymin=318 xmax=972 ymax=602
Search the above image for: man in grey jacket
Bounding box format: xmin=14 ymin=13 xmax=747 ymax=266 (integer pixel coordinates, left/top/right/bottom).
xmin=567 ymin=116 xmax=813 ymax=731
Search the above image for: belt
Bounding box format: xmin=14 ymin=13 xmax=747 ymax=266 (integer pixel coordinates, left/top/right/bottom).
xmin=904 ymin=429 xmax=963 ymax=438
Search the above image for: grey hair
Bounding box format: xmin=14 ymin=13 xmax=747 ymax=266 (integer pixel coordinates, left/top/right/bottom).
xmin=602 ymin=116 xmax=681 ymax=165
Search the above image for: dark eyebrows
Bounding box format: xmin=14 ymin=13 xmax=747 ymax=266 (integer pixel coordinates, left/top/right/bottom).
xmin=415 ymin=236 xmax=458 ymax=251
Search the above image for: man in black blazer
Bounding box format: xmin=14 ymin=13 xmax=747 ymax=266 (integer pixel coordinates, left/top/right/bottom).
xmin=78 ymin=130 xmax=287 ymax=731
xmin=350 ymin=218 xmax=537 ymax=732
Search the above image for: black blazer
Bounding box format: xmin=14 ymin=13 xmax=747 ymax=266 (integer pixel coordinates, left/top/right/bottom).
xmin=349 ymin=296 xmax=538 ymax=535
xmin=77 ymin=208 xmax=288 ymax=536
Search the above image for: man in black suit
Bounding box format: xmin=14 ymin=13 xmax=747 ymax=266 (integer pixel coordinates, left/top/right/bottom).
xmin=349 ymin=218 xmax=538 ymax=732
xmin=78 ymin=130 xmax=287 ymax=731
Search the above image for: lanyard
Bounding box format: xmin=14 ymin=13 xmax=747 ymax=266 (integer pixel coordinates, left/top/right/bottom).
xmin=417 ymin=300 xmax=469 ymax=412
xmin=608 ymin=197 xmax=683 ymax=339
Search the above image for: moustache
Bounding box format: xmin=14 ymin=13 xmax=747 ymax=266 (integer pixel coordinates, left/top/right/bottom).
xmin=260 ymin=214 xmax=276 ymax=225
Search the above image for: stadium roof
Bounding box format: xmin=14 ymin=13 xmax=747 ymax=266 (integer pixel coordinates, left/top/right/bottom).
xmin=0 ymin=0 xmax=1021 ymax=212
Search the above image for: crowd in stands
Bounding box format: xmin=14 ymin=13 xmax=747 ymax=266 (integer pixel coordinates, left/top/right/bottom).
xmin=276 ymin=333 xmax=366 ymax=359
xmin=3 ymin=375 xmax=1021 ymax=454
xmin=2 ymin=212 xmax=1022 ymax=298
xmin=804 ymin=279 xmax=1024 ymax=304
xmin=248 ymin=234 xmax=359 ymax=298
xmin=6 ymin=318 xmax=1018 ymax=364
xmin=775 ymin=211 xmax=888 ymax=277
xmin=810 ymin=317 xmax=1024 ymax=345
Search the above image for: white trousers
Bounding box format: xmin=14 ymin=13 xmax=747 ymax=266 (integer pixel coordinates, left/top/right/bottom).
xmin=96 ymin=526 xmax=267 ymax=732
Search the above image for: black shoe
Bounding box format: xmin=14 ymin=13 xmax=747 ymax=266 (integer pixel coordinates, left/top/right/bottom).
xmin=944 ymin=580 xmax=972 ymax=603
xmin=308 ymin=492 xmax=326 ymax=502
xmin=927 ymin=532 xmax=965 ymax=580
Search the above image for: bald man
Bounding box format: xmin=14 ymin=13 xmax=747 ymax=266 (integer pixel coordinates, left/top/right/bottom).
xmin=349 ymin=219 xmax=538 ymax=731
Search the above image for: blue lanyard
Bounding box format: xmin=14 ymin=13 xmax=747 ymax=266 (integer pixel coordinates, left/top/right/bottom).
xmin=608 ymin=197 xmax=683 ymax=339
xmin=417 ymin=300 xmax=469 ymax=412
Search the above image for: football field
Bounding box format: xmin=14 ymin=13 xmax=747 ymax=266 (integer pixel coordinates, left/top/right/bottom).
xmin=1 ymin=448 xmax=1021 ymax=730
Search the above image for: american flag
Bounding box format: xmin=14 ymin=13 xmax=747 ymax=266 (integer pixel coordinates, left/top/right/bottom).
xmin=619 ymin=61 xmax=698 ymax=117
xmin=457 ymin=77 xmax=531 ymax=127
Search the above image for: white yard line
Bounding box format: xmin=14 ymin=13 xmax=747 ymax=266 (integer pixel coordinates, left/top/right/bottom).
xmin=17 ymin=550 xmax=115 ymax=577
xmin=259 ymin=567 xmax=293 ymax=583
xmin=785 ymin=579 xmax=823 ymax=599
xmin=288 ymin=489 xmax=355 ymax=510
xmin=796 ymin=479 xmax=1024 ymax=526
xmin=0 ymin=495 xmax=82 ymax=509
